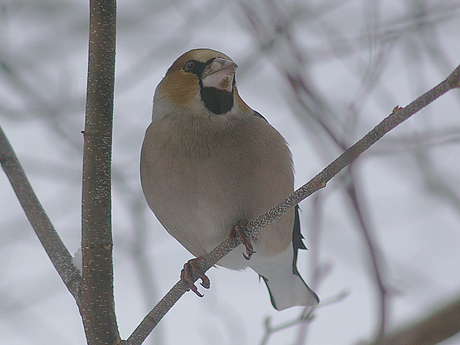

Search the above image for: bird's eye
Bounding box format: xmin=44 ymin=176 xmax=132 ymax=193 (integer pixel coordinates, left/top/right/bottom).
xmin=183 ymin=60 xmax=196 ymax=72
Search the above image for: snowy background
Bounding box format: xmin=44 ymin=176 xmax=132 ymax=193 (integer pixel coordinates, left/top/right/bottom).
xmin=1 ymin=0 xmax=460 ymax=344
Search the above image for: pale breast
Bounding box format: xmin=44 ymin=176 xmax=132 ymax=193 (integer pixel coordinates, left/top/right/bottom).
xmin=140 ymin=112 xmax=294 ymax=261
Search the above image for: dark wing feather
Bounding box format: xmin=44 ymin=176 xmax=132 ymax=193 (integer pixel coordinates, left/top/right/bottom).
xmin=292 ymin=205 xmax=307 ymax=274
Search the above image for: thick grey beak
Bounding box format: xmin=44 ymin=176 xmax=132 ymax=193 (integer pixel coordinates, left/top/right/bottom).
xmin=201 ymin=58 xmax=238 ymax=92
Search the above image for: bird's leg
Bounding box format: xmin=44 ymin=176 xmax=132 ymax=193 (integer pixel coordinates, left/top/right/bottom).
xmin=230 ymin=220 xmax=256 ymax=260
xmin=180 ymin=256 xmax=210 ymax=297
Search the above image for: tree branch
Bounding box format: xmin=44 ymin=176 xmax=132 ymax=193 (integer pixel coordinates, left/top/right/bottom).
xmin=80 ymin=0 xmax=119 ymax=344
xmin=377 ymin=295 xmax=460 ymax=345
xmin=125 ymin=65 xmax=460 ymax=345
xmin=0 ymin=125 xmax=82 ymax=302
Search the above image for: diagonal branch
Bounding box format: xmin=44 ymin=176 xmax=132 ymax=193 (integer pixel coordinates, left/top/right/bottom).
xmin=125 ymin=65 xmax=460 ymax=345
xmin=0 ymin=126 xmax=82 ymax=302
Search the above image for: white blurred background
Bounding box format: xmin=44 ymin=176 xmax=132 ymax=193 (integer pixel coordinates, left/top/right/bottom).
xmin=1 ymin=0 xmax=460 ymax=344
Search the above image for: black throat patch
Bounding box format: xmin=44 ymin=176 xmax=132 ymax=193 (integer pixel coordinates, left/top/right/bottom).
xmin=200 ymin=87 xmax=234 ymax=115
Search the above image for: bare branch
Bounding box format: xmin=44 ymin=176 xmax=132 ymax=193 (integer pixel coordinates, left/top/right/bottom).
xmin=0 ymin=126 xmax=82 ymax=302
xmin=125 ymin=64 xmax=460 ymax=345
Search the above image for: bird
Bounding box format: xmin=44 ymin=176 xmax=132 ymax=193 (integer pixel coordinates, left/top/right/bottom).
xmin=140 ymin=48 xmax=319 ymax=310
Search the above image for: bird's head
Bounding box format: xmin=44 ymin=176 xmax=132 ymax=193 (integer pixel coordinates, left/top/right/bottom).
xmin=153 ymin=49 xmax=246 ymax=118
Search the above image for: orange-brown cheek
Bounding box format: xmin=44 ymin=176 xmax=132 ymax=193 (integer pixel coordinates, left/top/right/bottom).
xmin=160 ymin=72 xmax=200 ymax=106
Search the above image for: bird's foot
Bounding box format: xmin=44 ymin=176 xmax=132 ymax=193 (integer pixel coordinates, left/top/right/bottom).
xmin=231 ymin=220 xmax=256 ymax=260
xmin=180 ymin=257 xmax=210 ymax=297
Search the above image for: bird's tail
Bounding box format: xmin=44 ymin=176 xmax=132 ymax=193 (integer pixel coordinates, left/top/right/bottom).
xmin=250 ymin=244 xmax=319 ymax=311
xmin=261 ymin=271 xmax=319 ymax=311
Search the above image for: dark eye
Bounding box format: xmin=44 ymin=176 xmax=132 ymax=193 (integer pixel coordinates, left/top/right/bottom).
xmin=183 ymin=60 xmax=196 ymax=72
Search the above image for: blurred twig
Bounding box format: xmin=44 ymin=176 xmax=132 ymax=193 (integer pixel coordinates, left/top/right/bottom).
xmin=260 ymin=310 xmax=315 ymax=345
xmin=376 ymin=295 xmax=460 ymax=345
xmin=346 ymin=165 xmax=387 ymax=343
xmin=260 ymin=290 xmax=349 ymax=345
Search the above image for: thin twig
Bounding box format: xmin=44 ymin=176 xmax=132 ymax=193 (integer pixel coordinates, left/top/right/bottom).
xmin=262 ymin=290 xmax=349 ymax=345
xmin=125 ymin=65 xmax=460 ymax=345
xmin=0 ymin=126 xmax=82 ymax=302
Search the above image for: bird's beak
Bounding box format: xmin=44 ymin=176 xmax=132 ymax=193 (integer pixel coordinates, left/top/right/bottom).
xmin=201 ymin=58 xmax=238 ymax=92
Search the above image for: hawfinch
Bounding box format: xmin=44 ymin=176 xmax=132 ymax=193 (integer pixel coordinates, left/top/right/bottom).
xmin=140 ymin=48 xmax=319 ymax=310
